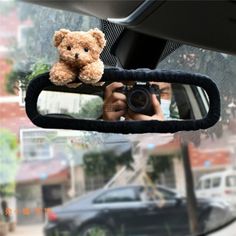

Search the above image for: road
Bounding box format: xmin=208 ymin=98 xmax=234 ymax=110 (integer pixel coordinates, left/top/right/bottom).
xmin=9 ymin=224 xmax=43 ymax=236
xmin=8 ymin=221 xmax=236 ymax=236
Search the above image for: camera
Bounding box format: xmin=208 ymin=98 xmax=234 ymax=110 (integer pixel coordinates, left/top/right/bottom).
xmin=115 ymin=82 xmax=161 ymax=116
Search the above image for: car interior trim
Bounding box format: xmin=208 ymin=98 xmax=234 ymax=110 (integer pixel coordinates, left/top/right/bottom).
xmin=107 ymin=0 xmax=164 ymax=26
xmin=196 ymin=86 xmax=209 ymax=115
xmin=182 ymin=85 xmax=202 ymax=120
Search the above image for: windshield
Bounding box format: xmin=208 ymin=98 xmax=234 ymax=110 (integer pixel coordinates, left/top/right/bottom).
xmin=0 ymin=1 xmax=236 ymax=236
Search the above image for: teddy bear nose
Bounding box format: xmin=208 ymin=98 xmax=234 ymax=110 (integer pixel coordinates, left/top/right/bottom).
xmin=75 ymin=53 xmax=79 ymax=59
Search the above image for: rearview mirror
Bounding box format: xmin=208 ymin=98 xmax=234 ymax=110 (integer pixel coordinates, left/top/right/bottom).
xmin=25 ymin=68 xmax=220 ymax=134
xmin=37 ymin=82 xmax=209 ymax=121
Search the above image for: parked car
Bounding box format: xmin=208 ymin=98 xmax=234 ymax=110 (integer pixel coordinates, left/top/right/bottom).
xmin=196 ymin=169 xmax=236 ymax=208
xmin=44 ymin=185 xmax=233 ymax=236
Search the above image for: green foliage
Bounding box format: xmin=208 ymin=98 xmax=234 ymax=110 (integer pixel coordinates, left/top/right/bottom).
xmin=77 ymin=98 xmax=103 ymax=119
xmin=0 ymin=183 xmax=16 ymax=198
xmin=66 ymin=98 xmax=103 ymax=119
xmin=0 ymin=129 xmax=18 ymax=150
xmin=0 ymin=129 xmax=19 ymax=197
xmin=5 ymin=61 xmax=50 ymax=94
xmin=5 ymin=68 xmax=30 ymax=94
xmin=147 ymin=154 xmax=175 ymax=181
xmin=84 ymin=149 xmax=133 ymax=178
xmin=27 ymin=62 xmax=51 ymax=82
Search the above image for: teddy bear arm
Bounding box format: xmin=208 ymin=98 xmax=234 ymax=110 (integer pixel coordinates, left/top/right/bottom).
xmin=79 ymin=60 xmax=104 ymax=84
xmin=50 ymin=62 xmax=77 ymax=86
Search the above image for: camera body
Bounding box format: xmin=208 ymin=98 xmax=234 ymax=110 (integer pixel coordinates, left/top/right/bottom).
xmin=115 ymin=82 xmax=161 ymax=116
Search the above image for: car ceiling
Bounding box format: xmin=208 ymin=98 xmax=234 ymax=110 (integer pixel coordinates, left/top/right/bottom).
xmin=23 ymin=0 xmax=236 ymax=55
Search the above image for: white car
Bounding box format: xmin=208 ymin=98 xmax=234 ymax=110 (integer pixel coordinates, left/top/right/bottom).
xmin=196 ymin=169 xmax=236 ymax=208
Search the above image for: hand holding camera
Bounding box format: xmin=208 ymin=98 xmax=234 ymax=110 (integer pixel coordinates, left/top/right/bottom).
xmin=103 ymin=82 xmax=164 ymax=121
xmin=103 ymin=82 xmax=127 ymax=121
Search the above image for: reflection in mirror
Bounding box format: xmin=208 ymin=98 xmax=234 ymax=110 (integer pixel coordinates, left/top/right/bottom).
xmin=103 ymin=82 xmax=209 ymax=121
xmin=37 ymin=82 xmax=209 ymax=121
xmin=38 ymin=91 xmax=103 ymax=119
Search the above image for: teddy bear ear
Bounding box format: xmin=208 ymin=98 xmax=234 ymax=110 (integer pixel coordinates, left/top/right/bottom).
xmin=89 ymin=28 xmax=106 ymax=49
xmin=53 ymin=29 xmax=71 ymax=47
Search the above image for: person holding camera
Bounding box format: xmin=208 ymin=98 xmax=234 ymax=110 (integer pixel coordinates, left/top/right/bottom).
xmin=103 ymin=82 xmax=172 ymax=121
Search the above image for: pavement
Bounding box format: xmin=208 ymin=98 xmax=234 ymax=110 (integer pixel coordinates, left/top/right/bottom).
xmin=9 ymin=224 xmax=43 ymax=236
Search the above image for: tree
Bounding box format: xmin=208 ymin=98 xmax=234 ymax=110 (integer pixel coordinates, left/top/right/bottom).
xmin=147 ymin=154 xmax=177 ymax=180
xmin=0 ymin=129 xmax=19 ymax=198
xmin=83 ymin=148 xmax=133 ymax=179
xmin=5 ymin=61 xmax=50 ymax=94
xmin=77 ymin=98 xmax=103 ymax=119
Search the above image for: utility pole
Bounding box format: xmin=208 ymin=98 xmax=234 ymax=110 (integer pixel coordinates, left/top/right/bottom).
xmin=181 ymin=142 xmax=199 ymax=234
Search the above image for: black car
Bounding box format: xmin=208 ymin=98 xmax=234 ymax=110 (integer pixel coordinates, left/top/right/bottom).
xmin=44 ymin=185 xmax=232 ymax=236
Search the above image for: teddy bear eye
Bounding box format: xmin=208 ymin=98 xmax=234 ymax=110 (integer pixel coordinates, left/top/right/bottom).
xmin=84 ymin=48 xmax=89 ymax=52
xmin=67 ymin=46 xmax=71 ymax=51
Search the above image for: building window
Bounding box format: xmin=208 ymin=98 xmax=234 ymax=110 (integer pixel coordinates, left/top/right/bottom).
xmin=20 ymin=129 xmax=57 ymax=161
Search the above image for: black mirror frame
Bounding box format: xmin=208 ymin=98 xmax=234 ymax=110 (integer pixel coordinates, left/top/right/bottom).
xmin=25 ymin=68 xmax=220 ymax=134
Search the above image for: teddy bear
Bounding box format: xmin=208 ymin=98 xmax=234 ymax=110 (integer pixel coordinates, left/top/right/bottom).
xmin=49 ymin=28 xmax=106 ymax=87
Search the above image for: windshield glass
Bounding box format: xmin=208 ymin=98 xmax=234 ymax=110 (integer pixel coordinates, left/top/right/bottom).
xmin=0 ymin=1 xmax=236 ymax=236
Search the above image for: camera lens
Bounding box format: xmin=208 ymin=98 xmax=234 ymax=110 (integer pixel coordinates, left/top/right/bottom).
xmin=130 ymin=90 xmax=148 ymax=108
xmin=126 ymin=85 xmax=155 ymax=116
xmin=127 ymin=88 xmax=152 ymax=115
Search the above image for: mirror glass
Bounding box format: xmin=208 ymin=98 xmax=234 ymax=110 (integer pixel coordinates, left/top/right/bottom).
xmin=37 ymin=82 xmax=209 ymax=121
xmin=38 ymin=91 xmax=104 ymax=119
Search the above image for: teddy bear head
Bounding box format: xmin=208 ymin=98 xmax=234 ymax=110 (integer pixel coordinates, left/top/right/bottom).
xmin=53 ymin=28 xmax=106 ymax=67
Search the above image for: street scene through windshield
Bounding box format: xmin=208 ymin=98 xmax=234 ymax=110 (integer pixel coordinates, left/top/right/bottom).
xmin=0 ymin=1 xmax=236 ymax=236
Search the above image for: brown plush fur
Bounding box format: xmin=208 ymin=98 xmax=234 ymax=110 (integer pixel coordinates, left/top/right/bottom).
xmin=49 ymin=28 xmax=106 ymax=87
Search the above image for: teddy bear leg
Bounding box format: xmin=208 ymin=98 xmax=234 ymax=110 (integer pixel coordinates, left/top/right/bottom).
xmin=50 ymin=62 xmax=77 ymax=86
xmin=79 ymin=60 xmax=104 ymax=84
